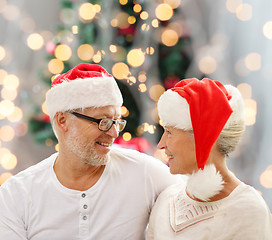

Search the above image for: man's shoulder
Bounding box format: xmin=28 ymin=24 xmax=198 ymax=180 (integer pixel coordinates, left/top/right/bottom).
xmin=2 ymin=153 xmax=57 ymax=188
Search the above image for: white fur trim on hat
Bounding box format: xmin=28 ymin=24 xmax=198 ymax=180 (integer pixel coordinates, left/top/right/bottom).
xmin=186 ymin=164 xmax=225 ymax=201
xmin=46 ymin=76 xmax=123 ymax=119
xmin=157 ymin=89 xmax=192 ymax=130
xmin=157 ymin=85 xmax=245 ymax=130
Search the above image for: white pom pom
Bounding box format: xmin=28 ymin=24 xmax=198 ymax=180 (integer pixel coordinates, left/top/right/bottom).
xmin=186 ymin=164 xmax=225 ymax=201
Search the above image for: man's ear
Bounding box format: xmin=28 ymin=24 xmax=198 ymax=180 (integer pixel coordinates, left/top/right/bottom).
xmin=55 ymin=112 xmax=69 ymax=132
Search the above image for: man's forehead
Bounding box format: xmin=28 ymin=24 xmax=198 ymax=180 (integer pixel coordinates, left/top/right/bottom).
xmin=84 ymin=106 xmax=121 ymax=117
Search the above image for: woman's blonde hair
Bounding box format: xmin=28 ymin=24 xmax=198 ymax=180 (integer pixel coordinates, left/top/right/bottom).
xmin=216 ymin=120 xmax=245 ymax=156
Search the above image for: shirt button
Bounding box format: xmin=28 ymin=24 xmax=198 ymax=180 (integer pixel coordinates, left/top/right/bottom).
xmin=81 ymin=193 xmax=86 ymax=198
xmin=83 ymin=216 xmax=87 ymax=220
xmin=83 ymin=204 xmax=88 ymax=209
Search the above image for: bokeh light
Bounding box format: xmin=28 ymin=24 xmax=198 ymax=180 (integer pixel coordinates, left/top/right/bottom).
xmin=122 ymin=132 xmax=132 ymax=141
xmin=146 ymin=47 xmax=155 ymax=55
xmin=0 ymin=69 xmax=7 ymax=84
xmin=72 ymin=25 xmax=78 ymax=34
xmin=138 ymin=71 xmax=147 ymax=83
xmin=7 ymin=106 xmax=23 ymax=122
xmin=78 ymin=2 xmax=96 ymax=22
xmin=92 ymin=53 xmax=102 ymax=63
xmin=140 ymin=11 xmax=149 ymax=20
xmin=27 ymin=33 xmax=44 ymax=50
xmin=41 ymin=101 xmax=48 ymax=115
xmin=77 ymin=44 xmax=94 ymax=61
xmin=225 ymin=0 xmax=243 ymax=13
xmin=161 ymin=29 xmax=179 ymax=47
xmin=133 ymin=4 xmax=142 ymax=13
xmin=237 ymin=83 xmax=252 ymax=99
xmin=0 ymin=100 xmax=15 ymax=116
xmin=127 ymin=76 xmax=136 ymax=85
xmin=138 ymin=83 xmax=147 ymax=92
xmin=20 ymin=17 xmax=36 ymax=33
xmin=263 ymin=21 xmax=272 ymax=40
xmin=0 ymin=125 xmax=15 ymax=142
xmin=155 ymin=3 xmax=173 ymax=21
xmin=48 ymin=58 xmax=64 ymax=74
xmin=115 ymin=12 xmax=130 ymax=29
xmin=1 ymin=153 xmax=17 ymax=170
xmin=127 ymin=49 xmax=145 ymax=67
xmin=236 ymin=4 xmax=252 ymax=21
xmin=245 ymin=53 xmax=261 ymax=71
xmin=112 ymin=62 xmax=130 ymax=80
xmin=3 ymin=74 xmax=19 ymax=90
xmin=128 ymin=16 xmax=136 ymax=24
xmin=149 ymin=84 xmax=165 ymax=101
xmin=244 ymin=99 xmax=257 ymax=126
xmin=198 ymin=56 xmax=217 ymax=74
xmin=121 ymin=106 xmax=129 ymax=117
xmin=1 ymin=87 xmax=17 ymax=101
xmin=163 ymin=0 xmax=181 ymax=9
xmin=54 ymin=44 xmax=72 ymax=61
xmin=152 ymin=19 xmax=159 ymax=28
xmin=0 ymin=45 xmax=6 ymax=61
xmin=260 ymin=166 xmax=272 ymax=189
xmin=2 ymin=4 xmax=20 ymax=21
xmin=0 ymin=172 xmax=13 ymax=185
xmin=119 ymin=0 xmax=128 ymax=5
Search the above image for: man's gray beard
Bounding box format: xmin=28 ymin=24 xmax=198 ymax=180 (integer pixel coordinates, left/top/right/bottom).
xmin=65 ymin=126 xmax=111 ymax=166
xmin=80 ymin=150 xmax=110 ymax=166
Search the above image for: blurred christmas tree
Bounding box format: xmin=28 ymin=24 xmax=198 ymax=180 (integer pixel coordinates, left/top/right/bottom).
xmin=29 ymin=0 xmax=192 ymax=153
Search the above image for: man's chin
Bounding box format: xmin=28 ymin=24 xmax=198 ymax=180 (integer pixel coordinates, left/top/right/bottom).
xmin=84 ymin=152 xmax=110 ymax=166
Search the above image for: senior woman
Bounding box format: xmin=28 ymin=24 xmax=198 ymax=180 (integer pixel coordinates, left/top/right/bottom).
xmin=146 ymin=78 xmax=272 ymax=239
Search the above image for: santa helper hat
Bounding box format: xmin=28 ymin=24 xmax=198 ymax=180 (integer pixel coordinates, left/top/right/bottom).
xmin=157 ymin=78 xmax=244 ymax=201
xmin=46 ymin=63 xmax=123 ymax=119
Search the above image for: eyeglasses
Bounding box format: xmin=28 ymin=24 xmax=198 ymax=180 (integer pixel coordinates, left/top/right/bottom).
xmin=71 ymin=112 xmax=127 ymax=132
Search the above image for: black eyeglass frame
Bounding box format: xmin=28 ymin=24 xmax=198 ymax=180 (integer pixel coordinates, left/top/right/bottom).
xmin=71 ymin=111 xmax=127 ymax=132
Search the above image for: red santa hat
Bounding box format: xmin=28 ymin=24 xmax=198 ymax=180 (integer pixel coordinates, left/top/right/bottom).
xmin=46 ymin=63 xmax=123 ymax=119
xmin=157 ymin=78 xmax=245 ymax=201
